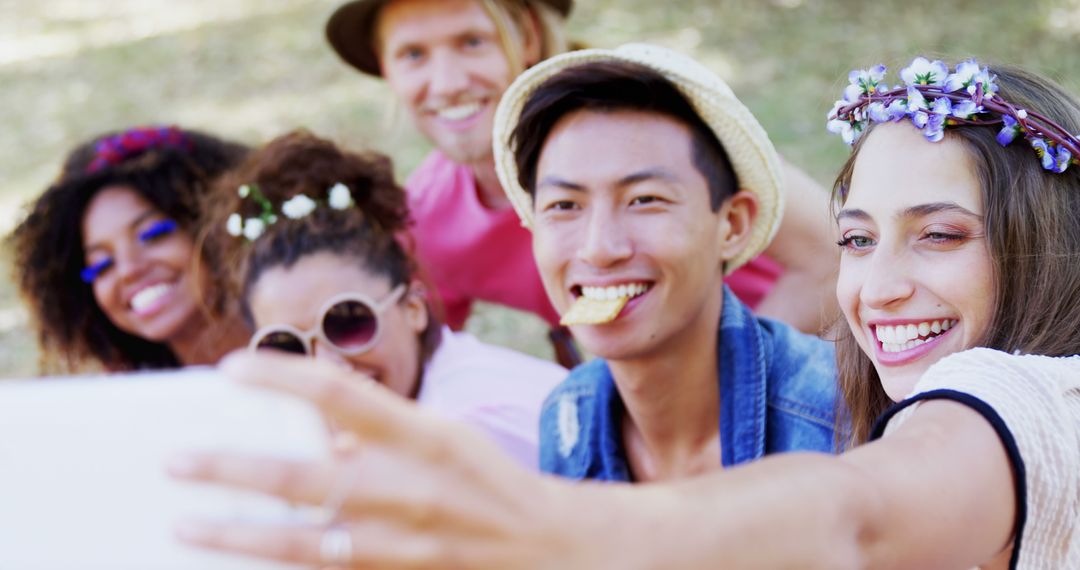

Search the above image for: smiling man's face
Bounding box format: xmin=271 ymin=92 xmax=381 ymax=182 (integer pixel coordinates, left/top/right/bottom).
xmin=376 ymin=0 xmax=537 ymax=165
xmin=530 ymin=108 xmax=736 ymax=361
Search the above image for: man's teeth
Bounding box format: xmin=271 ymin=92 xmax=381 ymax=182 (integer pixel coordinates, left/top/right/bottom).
xmin=437 ymin=102 xmax=482 ymax=121
xmin=876 ymin=319 xmax=955 ymax=353
xmin=580 ymin=283 xmax=650 ymax=301
xmin=130 ymin=283 xmax=173 ymax=313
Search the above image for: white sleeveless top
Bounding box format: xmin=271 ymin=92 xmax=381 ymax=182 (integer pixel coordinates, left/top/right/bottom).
xmin=879 ymin=348 xmax=1080 ymax=569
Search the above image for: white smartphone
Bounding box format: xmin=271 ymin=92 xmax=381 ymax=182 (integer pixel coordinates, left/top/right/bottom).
xmin=0 ymin=367 xmax=330 ymax=570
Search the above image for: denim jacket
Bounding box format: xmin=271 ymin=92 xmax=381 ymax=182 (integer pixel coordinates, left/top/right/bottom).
xmin=539 ymin=286 xmax=839 ymax=480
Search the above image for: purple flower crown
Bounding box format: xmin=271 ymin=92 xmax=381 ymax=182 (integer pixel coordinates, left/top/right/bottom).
xmin=827 ymin=57 xmax=1080 ymax=174
xmin=85 ymin=125 xmax=191 ymax=174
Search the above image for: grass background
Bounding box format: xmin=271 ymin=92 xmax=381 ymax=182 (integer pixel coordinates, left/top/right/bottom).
xmin=3 ymin=0 xmax=1080 ymax=376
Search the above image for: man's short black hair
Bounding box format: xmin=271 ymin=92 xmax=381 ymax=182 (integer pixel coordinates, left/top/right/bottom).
xmin=511 ymin=60 xmax=738 ymax=211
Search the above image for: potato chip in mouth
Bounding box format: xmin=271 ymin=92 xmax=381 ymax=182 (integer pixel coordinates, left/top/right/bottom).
xmin=559 ymin=295 xmax=630 ymax=326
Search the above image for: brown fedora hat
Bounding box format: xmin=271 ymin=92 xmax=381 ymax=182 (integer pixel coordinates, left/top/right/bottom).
xmin=325 ymin=0 xmax=572 ymax=77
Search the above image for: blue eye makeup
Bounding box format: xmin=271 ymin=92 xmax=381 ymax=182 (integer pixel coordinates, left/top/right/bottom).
xmin=138 ymin=219 xmax=177 ymax=242
xmin=80 ymin=258 xmax=113 ymax=284
xmin=80 ymin=219 xmax=177 ymax=283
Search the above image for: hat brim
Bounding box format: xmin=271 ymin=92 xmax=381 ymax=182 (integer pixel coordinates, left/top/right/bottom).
xmin=492 ymin=44 xmax=785 ymax=275
xmin=326 ymin=0 xmax=387 ymax=76
xmin=326 ymin=0 xmax=574 ymax=77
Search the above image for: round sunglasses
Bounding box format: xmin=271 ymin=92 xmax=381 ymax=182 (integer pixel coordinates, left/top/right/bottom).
xmin=248 ymin=284 xmax=407 ymax=356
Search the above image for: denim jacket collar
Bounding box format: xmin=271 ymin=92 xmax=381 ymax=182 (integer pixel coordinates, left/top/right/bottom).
xmin=717 ymin=284 xmax=770 ymax=465
xmin=540 ymin=286 xmax=837 ymax=480
xmin=590 ymin=367 xmax=632 ymax=480
xmin=566 ymin=286 xmax=792 ymax=477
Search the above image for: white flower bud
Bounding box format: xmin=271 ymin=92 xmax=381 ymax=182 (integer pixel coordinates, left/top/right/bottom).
xmin=281 ymin=194 xmax=317 ymax=219
xmin=328 ymin=183 xmax=353 ymax=210
xmin=226 ymin=213 xmax=243 ymax=236
xmin=243 ymin=218 xmax=266 ymax=241
xmin=238 ymin=184 xmax=251 ymax=198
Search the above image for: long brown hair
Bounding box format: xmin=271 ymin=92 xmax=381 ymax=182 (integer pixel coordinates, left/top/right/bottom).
xmin=833 ymin=63 xmax=1080 ymax=445
xmin=198 ymin=130 xmax=442 ymax=363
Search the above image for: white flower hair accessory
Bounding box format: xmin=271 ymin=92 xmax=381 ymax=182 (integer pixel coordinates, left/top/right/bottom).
xmin=242 ymin=218 xmax=267 ymax=241
xmin=328 ymin=182 xmax=354 ymax=210
xmin=281 ymin=194 xmax=317 ymax=219
xmin=225 ymin=182 xmax=356 ymax=241
xmin=225 ymin=213 xmax=243 ymax=237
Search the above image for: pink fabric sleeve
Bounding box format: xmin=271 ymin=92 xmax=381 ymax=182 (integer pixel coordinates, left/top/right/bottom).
xmin=724 ymin=254 xmax=783 ymax=309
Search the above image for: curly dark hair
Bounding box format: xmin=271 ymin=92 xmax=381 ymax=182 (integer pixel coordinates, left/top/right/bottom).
xmin=199 ymin=130 xmax=443 ymax=364
xmin=8 ymin=126 xmax=248 ymax=373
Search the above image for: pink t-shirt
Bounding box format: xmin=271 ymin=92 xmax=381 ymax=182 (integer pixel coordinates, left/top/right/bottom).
xmin=406 ymin=151 xmax=782 ymax=329
xmin=416 ymin=328 xmax=565 ymax=469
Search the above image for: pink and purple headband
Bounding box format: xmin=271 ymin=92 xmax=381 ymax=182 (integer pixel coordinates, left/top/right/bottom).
xmin=85 ymin=125 xmax=192 ymax=174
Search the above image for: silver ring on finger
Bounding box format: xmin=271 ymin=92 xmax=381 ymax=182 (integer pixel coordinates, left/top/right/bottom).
xmin=319 ymin=524 xmax=354 ymax=567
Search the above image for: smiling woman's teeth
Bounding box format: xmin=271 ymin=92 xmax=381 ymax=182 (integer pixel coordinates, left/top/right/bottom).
xmin=876 ymin=319 xmax=956 ymax=353
xmin=438 ymin=102 xmax=482 ymax=121
xmin=130 ymin=283 xmax=173 ymax=313
xmin=580 ymin=283 xmax=650 ymax=301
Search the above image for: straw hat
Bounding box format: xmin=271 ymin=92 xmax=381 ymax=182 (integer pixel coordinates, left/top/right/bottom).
xmin=492 ymin=43 xmax=785 ymax=274
xmin=326 ymin=0 xmax=574 ymax=77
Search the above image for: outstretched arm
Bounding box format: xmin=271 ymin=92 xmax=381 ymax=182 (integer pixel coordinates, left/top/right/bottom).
xmin=173 ymin=353 xmax=1017 ymax=569
xmin=755 ymin=158 xmax=839 ymax=334
xmin=604 ymin=399 xmax=1016 ymax=569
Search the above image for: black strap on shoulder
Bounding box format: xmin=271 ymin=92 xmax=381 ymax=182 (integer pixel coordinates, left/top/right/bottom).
xmin=870 ymin=389 xmax=1027 ymax=570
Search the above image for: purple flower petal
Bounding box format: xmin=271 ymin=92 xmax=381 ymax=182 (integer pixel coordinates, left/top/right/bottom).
xmin=867 ymin=102 xmax=890 ymax=122
xmin=944 ymin=76 xmax=965 ymax=93
xmin=1056 ymin=146 xmax=1072 ymax=173
xmin=827 ymin=99 xmax=845 ymax=120
xmin=827 ymin=119 xmax=858 ymax=146
xmin=1031 ymin=139 xmax=1055 ymax=171
xmin=996 ymin=116 xmax=1020 ymax=146
xmin=869 ymin=64 xmax=887 ymax=83
xmin=901 ymin=57 xmax=948 ymax=86
xmin=849 ymin=65 xmax=887 ymax=95
xmin=886 ymin=100 xmax=908 ymax=121
xmin=945 ymin=59 xmax=981 ymax=92
xmin=906 ymin=86 xmax=928 ymax=112
xmin=952 ymin=100 xmax=979 ymax=119
xmin=924 ymin=113 xmax=946 ymax=142
xmin=996 ymin=126 xmax=1017 ymax=146
xmin=844 ymin=83 xmax=863 ymax=103
xmin=912 ymin=110 xmax=929 ymax=128
xmin=928 ymin=60 xmax=949 ymax=86
xmin=931 ymin=97 xmax=952 ymax=116
xmin=900 ymin=57 xmax=929 ymax=86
